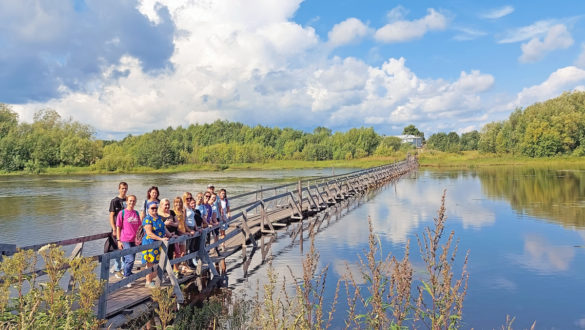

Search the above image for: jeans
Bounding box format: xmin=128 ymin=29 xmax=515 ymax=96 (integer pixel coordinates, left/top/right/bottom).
xmin=121 ymin=242 xmax=136 ymax=277
xmin=112 ymin=256 xmax=123 ymax=272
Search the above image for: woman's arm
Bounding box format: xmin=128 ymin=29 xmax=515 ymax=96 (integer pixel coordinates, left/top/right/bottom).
xmin=144 ymin=225 xmax=168 ymax=241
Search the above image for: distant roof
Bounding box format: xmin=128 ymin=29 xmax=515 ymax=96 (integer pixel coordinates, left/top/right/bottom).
xmin=395 ymin=135 xmax=421 ymax=139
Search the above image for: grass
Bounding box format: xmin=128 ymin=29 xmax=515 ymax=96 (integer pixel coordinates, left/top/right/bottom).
xmin=4 ymin=149 xmax=585 ymax=177
xmin=0 ymin=156 xmax=405 ymax=176
xmin=418 ymin=150 xmax=585 ymax=168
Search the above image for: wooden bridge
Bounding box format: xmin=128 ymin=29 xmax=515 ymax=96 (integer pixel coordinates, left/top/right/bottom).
xmin=0 ymin=156 xmax=418 ymax=324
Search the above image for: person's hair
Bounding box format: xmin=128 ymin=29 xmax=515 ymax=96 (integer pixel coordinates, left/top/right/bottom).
xmin=119 ymin=182 xmax=128 ymax=188
xmin=173 ymin=196 xmax=183 ymax=213
xmin=195 ymin=192 xmax=203 ymax=205
xmin=146 ymin=186 xmax=160 ymax=200
xmin=127 ymin=194 xmax=137 ymax=201
xmin=182 ymin=192 xmax=192 ymax=208
xmin=158 ymin=198 xmax=170 ymax=215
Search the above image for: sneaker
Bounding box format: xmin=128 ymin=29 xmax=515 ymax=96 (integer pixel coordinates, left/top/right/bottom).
xmin=126 ymin=282 xmax=132 ymax=288
xmin=145 ymin=282 xmax=156 ymax=289
xmin=114 ymin=271 xmax=123 ymax=279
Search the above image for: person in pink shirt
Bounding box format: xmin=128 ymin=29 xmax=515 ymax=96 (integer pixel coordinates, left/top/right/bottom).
xmin=116 ymin=195 xmax=141 ymax=283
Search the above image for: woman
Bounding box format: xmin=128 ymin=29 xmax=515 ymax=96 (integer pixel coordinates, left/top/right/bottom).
xmin=142 ymin=201 xmax=174 ymax=288
xmin=116 ymin=195 xmax=141 ymax=283
xmin=183 ymin=192 xmax=201 ymax=270
xmin=219 ymin=189 xmax=231 ymax=225
xmin=208 ymin=194 xmax=220 ymax=228
xmin=173 ymin=196 xmax=192 ymax=273
xmin=158 ymin=198 xmax=183 ymax=275
xmin=141 ymin=186 xmax=161 ymax=220
xmin=195 ymin=193 xmax=209 ymax=228
xmin=183 ymin=192 xmax=197 ymax=231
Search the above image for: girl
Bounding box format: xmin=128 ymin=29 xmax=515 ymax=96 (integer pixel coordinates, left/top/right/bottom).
xmin=140 ymin=186 xmax=160 ymax=220
xmin=116 ymin=195 xmax=141 ymax=283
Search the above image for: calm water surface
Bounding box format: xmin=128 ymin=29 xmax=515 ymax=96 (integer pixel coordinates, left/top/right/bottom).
xmin=229 ymin=167 xmax=585 ymax=329
xmin=1 ymin=166 xmax=584 ymax=328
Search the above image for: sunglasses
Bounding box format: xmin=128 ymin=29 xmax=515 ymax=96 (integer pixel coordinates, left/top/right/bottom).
xmin=149 ymin=207 xmax=158 ymax=210
xmin=186 ymin=197 xmax=193 ymax=200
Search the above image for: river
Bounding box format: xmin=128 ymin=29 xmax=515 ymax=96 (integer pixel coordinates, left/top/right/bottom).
xmin=1 ymin=166 xmax=584 ymax=328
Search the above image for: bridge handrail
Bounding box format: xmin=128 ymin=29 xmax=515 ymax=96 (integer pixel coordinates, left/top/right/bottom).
xmin=0 ymin=156 xmax=419 ymax=320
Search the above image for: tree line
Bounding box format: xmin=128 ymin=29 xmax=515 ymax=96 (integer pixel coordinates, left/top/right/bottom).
xmin=0 ymin=104 xmax=414 ymax=172
xmin=2 ymin=90 xmax=583 ymax=173
xmin=425 ymin=91 xmax=585 ymax=157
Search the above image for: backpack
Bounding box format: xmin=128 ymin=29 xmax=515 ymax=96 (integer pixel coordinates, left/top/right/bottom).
xmin=135 ymin=225 xmax=145 ymax=246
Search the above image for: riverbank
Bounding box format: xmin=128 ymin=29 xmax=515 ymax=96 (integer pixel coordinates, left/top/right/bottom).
xmin=3 ymin=150 xmax=585 ymax=176
xmin=417 ymin=150 xmax=585 ymax=168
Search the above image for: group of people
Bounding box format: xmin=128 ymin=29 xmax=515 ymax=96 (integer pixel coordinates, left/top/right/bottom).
xmin=108 ymin=182 xmax=231 ymax=288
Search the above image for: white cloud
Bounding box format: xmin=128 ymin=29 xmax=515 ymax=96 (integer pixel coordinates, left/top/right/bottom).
xmin=452 ymin=27 xmax=487 ymax=41
xmin=9 ymin=1 xmax=496 ymax=137
xmin=327 ymin=18 xmax=370 ymax=47
xmin=498 ymin=19 xmax=556 ymax=43
xmin=519 ymin=24 xmax=573 ymax=63
xmin=374 ymin=8 xmax=448 ymax=43
xmin=510 ymin=66 xmax=585 ymax=108
xmin=480 ymin=5 xmax=514 ymax=20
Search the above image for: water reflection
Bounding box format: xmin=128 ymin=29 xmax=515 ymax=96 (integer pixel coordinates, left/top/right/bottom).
xmin=510 ymin=233 xmax=576 ymax=273
xmin=478 ymin=167 xmax=585 ymax=228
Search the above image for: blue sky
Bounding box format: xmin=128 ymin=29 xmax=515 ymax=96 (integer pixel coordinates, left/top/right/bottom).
xmin=2 ymin=0 xmax=585 ymax=139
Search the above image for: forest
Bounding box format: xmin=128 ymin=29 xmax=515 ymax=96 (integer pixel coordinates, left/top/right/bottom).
xmin=0 ymin=91 xmax=584 ymax=173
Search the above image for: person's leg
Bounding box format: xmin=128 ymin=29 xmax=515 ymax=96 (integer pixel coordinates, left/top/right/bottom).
xmin=122 ymin=242 xmax=136 ymax=277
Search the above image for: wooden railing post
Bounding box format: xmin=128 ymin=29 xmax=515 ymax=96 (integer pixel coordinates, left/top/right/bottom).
xmin=297 ymin=180 xmax=302 ymax=216
xmin=159 ymin=241 xmax=184 ymax=303
xmin=97 ymin=253 xmax=111 ymax=320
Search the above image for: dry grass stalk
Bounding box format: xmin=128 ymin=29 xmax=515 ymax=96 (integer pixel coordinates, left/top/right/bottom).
xmin=416 ymin=190 xmax=469 ymax=330
xmin=252 ymin=226 xmax=340 ymax=329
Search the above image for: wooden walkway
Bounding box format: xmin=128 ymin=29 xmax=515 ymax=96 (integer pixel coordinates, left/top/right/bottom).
xmin=0 ymin=156 xmax=419 ymax=323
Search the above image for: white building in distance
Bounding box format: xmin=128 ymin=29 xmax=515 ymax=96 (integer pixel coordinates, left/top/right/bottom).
xmin=396 ymin=135 xmax=423 ymax=148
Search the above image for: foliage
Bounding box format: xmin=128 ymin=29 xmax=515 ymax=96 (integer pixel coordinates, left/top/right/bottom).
xmin=151 ymin=287 xmax=176 ymax=329
xmin=0 ymin=106 xmax=101 ymax=172
xmin=171 ymin=289 xmax=250 ymax=329
xmin=427 ymin=91 xmax=585 ymax=158
xmin=402 ymin=124 xmax=425 ymax=141
xmin=0 ymin=245 xmax=104 ymax=329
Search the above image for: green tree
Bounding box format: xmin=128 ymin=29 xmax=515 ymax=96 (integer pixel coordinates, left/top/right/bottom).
xmin=460 ymin=131 xmax=480 ymax=151
xmin=0 ymin=104 xmax=18 ymax=139
xmin=402 ymin=124 xmax=425 ymax=141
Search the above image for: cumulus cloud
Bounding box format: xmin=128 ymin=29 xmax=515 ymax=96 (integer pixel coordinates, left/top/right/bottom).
xmin=327 ymin=18 xmax=370 ymax=47
xmin=6 ymin=0 xmax=498 ymax=138
xmin=510 ymin=66 xmax=585 ymax=108
xmin=0 ymin=0 xmax=175 ymax=104
xmin=519 ymin=24 xmax=573 ymax=63
xmin=374 ymin=8 xmax=448 ymax=43
xmin=480 ymin=5 xmax=514 ymax=20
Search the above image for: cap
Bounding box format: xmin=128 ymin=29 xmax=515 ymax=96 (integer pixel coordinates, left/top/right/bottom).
xmin=207 ymin=184 xmax=215 ymax=188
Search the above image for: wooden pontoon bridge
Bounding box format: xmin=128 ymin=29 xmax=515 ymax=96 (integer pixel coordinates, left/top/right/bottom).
xmin=0 ymin=156 xmax=418 ymax=324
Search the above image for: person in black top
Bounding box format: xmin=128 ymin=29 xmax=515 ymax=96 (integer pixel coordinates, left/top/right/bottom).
xmin=108 ymin=182 xmax=128 ymax=276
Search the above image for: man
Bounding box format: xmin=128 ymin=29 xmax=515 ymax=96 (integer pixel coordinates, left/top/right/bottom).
xmin=108 ymin=181 xmax=128 ymax=277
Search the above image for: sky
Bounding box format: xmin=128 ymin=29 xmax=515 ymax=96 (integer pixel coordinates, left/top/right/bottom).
xmin=2 ymin=0 xmax=585 ymax=139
